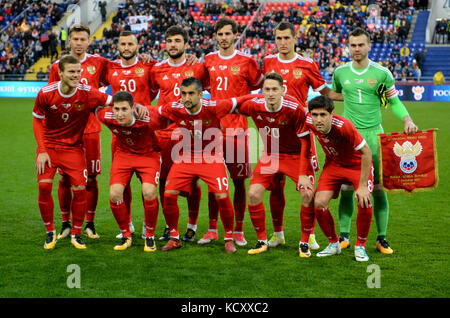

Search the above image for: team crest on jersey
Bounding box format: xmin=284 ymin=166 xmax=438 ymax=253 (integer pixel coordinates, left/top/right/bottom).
xmin=278 ymin=119 xmax=288 ymax=126
xmin=74 ymin=103 xmax=84 ymax=111
xmin=231 ymin=65 xmax=240 ymax=75
xmin=293 ymin=69 xmax=302 ymax=79
xmin=135 ymin=67 xmax=145 ymax=77
xmin=185 ymin=70 xmax=194 ymax=78
xmin=367 ymin=78 xmax=377 ymax=88
xmin=86 ymin=65 xmax=96 ymax=74
xmin=394 ymin=140 xmax=422 ymax=174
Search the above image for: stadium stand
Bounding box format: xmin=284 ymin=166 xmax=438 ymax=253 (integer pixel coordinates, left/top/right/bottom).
xmin=0 ymin=0 xmax=77 ymax=80
xmin=0 ymin=0 xmax=441 ymax=83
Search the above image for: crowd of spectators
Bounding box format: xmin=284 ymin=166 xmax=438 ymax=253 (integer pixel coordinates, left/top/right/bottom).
xmin=0 ymin=0 xmax=76 ymax=80
xmin=0 ymin=0 xmax=432 ymax=82
xmin=434 ymin=18 xmax=450 ymax=44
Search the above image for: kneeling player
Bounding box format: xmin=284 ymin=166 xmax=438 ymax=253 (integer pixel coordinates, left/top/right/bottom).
xmin=236 ymin=72 xmax=315 ymax=256
xmin=96 ymin=91 xmax=167 ymax=252
xmin=158 ymin=77 xmax=254 ymax=253
xmin=298 ymin=96 xmax=374 ymax=261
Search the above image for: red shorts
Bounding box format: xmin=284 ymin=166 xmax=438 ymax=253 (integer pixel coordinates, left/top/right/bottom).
xmin=250 ymin=153 xmax=315 ymax=189
xmin=110 ymin=151 xmax=161 ymax=186
xmin=166 ymin=159 xmax=229 ymax=194
xmin=37 ymin=147 xmax=87 ymax=186
xmin=316 ymin=161 xmax=374 ymax=198
xmin=223 ymin=134 xmax=252 ymax=180
xmin=159 ymin=136 xmax=177 ymax=180
xmin=82 ymin=132 xmax=101 ymax=176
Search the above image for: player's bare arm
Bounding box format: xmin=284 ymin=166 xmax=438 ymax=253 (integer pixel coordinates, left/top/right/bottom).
xmin=320 ymin=86 xmax=344 ymax=101
xmin=355 ymin=143 xmax=372 ymax=208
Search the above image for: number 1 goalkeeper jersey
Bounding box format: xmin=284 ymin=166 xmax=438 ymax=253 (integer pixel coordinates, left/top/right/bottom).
xmin=332 ymin=60 xmax=398 ymax=129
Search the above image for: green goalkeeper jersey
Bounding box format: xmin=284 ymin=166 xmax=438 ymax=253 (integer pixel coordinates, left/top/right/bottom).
xmin=332 ymin=60 xmax=398 ymax=129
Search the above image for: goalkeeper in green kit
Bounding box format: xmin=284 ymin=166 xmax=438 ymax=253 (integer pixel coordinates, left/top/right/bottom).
xmin=331 ymin=27 xmax=418 ymax=254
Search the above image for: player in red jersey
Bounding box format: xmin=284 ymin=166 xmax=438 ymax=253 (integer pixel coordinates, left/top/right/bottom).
xmin=33 ymin=55 xmax=112 ymax=250
xmin=150 ymin=26 xmax=209 ymax=242
xmin=297 ymin=96 xmax=373 ymax=261
xmin=233 ymin=72 xmax=314 ymax=256
xmin=48 ymin=24 xmax=110 ymax=241
xmin=157 ymin=77 xmax=254 ymax=253
xmin=96 ymin=91 xmax=167 ymax=252
xmin=101 ymin=30 xmax=158 ymax=239
xmin=261 ymin=22 xmax=343 ymax=250
xmin=200 ymin=17 xmax=264 ymax=246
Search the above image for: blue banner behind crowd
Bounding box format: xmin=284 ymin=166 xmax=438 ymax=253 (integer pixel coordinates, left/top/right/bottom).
xmin=1 ymin=81 xmax=450 ymax=102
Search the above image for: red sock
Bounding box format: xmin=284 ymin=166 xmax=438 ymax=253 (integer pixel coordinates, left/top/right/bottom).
xmin=208 ymin=192 xmax=219 ymax=230
xmin=110 ymin=199 xmax=131 ymax=237
xmin=270 ymin=180 xmax=285 ymax=233
xmin=311 ymin=214 xmax=316 ymax=235
xmin=216 ymin=196 xmax=235 ymax=240
xmin=248 ymin=202 xmax=267 ymax=241
xmin=187 ymin=184 xmax=201 ymax=226
xmin=143 ymin=198 xmax=159 ymax=238
xmin=233 ymin=183 xmax=246 ymax=233
xmin=123 ymin=182 xmax=132 ymax=223
xmin=38 ymin=182 xmax=54 ymax=232
xmin=355 ymin=206 xmax=373 ymax=247
xmin=71 ymin=189 xmax=87 ymax=236
xmin=58 ymin=179 xmax=71 ymax=222
xmin=300 ymin=205 xmax=315 ymax=243
xmin=163 ymin=193 xmax=179 ymax=238
xmin=86 ymin=178 xmax=98 ymax=222
xmin=314 ymin=206 xmax=338 ymax=243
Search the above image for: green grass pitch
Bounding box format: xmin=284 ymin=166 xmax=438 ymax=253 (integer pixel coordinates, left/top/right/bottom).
xmin=0 ymin=98 xmax=448 ymax=298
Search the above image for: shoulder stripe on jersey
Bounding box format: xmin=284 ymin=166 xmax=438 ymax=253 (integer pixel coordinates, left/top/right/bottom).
xmin=306 ymin=117 xmax=313 ymax=124
xmin=104 ymin=112 xmax=116 ymax=119
xmin=331 ymin=117 xmax=344 ymax=124
xmin=137 ymin=117 xmax=150 ymax=123
xmin=171 ymin=102 xmax=184 ymax=108
xmin=236 ymin=51 xmax=253 ymax=58
xmin=296 ymin=55 xmax=314 ymax=63
xmin=205 ymin=51 xmax=218 ymax=58
xmin=313 ymin=83 xmax=327 ymax=92
xmin=42 ymin=83 xmax=59 ymax=92
xmin=297 ymin=131 xmax=310 ymax=137
xmin=155 ymin=59 xmax=169 ymax=67
xmin=32 ymin=112 xmax=45 ymax=119
xmin=77 ymin=83 xmax=92 ymax=91
xmin=355 ymin=139 xmax=366 ymax=151
xmin=282 ymin=100 xmax=299 ymax=109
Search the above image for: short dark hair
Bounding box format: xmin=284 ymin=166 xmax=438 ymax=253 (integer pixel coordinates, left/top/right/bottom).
xmin=165 ymin=25 xmax=189 ymax=43
xmin=180 ymin=77 xmax=203 ymax=92
xmin=59 ymin=55 xmax=80 ymax=72
xmin=119 ymin=30 xmax=136 ymax=38
xmin=215 ymin=17 xmax=238 ymax=34
xmin=263 ymin=72 xmax=284 ymax=88
xmin=347 ymin=27 xmax=371 ymax=43
xmin=308 ymin=95 xmax=335 ymax=113
xmin=113 ymin=91 xmax=134 ymax=107
xmin=68 ymin=23 xmax=90 ymax=37
xmin=274 ymin=21 xmax=296 ymax=37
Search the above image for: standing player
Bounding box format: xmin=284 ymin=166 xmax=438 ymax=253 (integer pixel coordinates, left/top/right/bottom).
xmin=96 ymin=91 xmax=166 ymax=252
xmin=298 ymin=96 xmax=374 ymax=262
xmin=33 ymin=55 xmax=112 ymax=250
xmin=261 ymin=21 xmax=343 ymax=250
xmin=157 ymin=77 xmax=254 ymax=253
xmin=236 ymin=72 xmax=314 ymax=256
xmin=48 ymin=24 xmax=109 ymax=240
xmin=150 ymin=26 xmax=209 ymax=242
xmin=101 ymin=30 xmax=158 ymax=238
xmin=200 ymin=17 xmax=263 ymax=246
xmin=332 ymin=27 xmax=418 ymax=254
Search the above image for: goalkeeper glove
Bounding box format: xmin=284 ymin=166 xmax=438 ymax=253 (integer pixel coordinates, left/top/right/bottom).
xmin=377 ymin=83 xmax=388 ymax=109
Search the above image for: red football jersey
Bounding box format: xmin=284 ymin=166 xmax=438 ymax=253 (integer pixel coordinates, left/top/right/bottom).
xmin=96 ymin=107 xmax=165 ymax=155
xmin=262 ymin=53 xmax=326 ymax=103
xmin=151 ymin=59 xmax=210 ymax=138
xmin=204 ymin=50 xmax=263 ymax=134
xmin=300 ymin=114 xmax=366 ymax=167
xmin=101 ymin=58 xmax=157 ymax=105
xmin=238 ymin=95 xmax=306 ymax=155
xmin=48 ymin=53 xmax=110 ymax=134
xmin=158 ymin=98 xmax=237 ymax=161
xmin=33 ymin=82 xmax=112 ymax=149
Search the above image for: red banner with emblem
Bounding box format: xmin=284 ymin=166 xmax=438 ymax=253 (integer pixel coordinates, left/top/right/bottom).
xmin=378 ymin=129 xmax=439 ymax=193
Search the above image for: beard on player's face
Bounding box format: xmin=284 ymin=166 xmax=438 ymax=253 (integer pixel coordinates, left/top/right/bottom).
xmin=168 ymin=49 xmax=184 ymax=60
xmin=120 ymin=49 xmax=137 ymax=60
